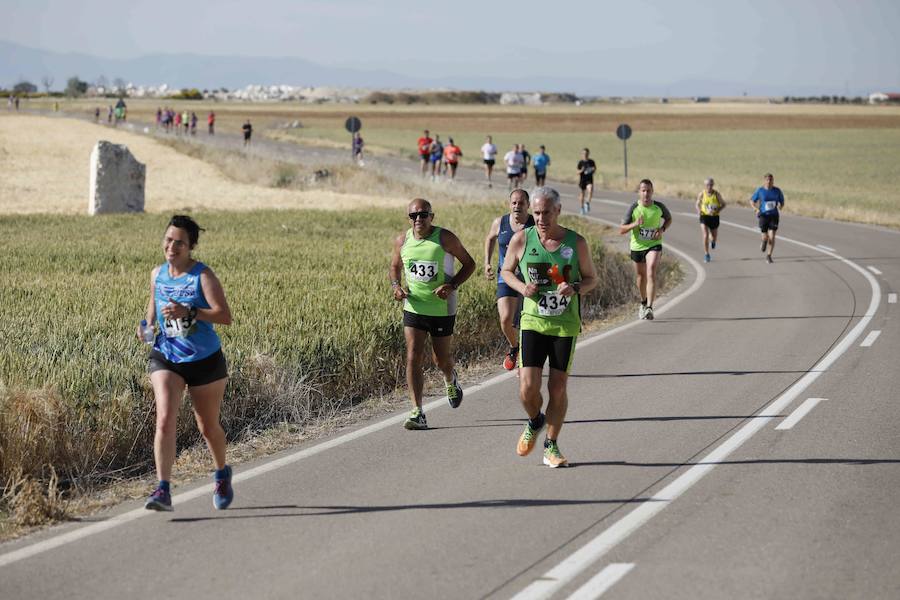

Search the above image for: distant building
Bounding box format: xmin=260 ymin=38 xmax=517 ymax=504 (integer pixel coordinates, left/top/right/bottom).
xmin=693 ymin=96 xmax=711 ymax=103
xmin=869 ymin=92 xmax=900 ymax=104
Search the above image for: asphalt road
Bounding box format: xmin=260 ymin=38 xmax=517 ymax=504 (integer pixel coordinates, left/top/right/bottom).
xmin=2 ymin=116 xmax=899 ymax=599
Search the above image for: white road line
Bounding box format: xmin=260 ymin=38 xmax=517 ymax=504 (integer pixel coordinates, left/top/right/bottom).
xmin=867 ymin=266 xmax=883 ymax=275
xmin=775 ymin=398 xmax=826 ymax=430
xmin=860 ymin=330 xmax=881 ymax=347
xmin=512 ymin=221 xmax=881 ymax=600
xmin=816 ymin=244 xmax=836 ymax=252
xmin=597 ymin=197 xmax=630 ymax=207
xmin=889 ymin=293 xmax=897 ymax=304
xmin=0 ymin=208 xmax=706 ymax=569
xmin=566 ymin=563 xmax=635 ymax=600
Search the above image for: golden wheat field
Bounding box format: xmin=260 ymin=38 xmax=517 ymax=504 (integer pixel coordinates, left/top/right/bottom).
xmin=0 ymin=113 xmax=403 ymax=214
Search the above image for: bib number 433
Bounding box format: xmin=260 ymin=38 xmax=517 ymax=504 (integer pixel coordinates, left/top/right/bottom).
xmin=408 ymin=260 xmax=438 ymax=282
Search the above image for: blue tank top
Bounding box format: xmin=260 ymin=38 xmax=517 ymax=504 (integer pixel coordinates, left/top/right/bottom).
xmin=153 ymin=261 xmax=221 ymax=363
xmin=497 ymin=213 xmax=535 ymax=284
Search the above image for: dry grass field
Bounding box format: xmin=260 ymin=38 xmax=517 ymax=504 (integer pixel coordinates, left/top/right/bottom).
xmin=0 ymin=112 xmax=402 ymax=214
xmin=20 ymin=99 xmax=900 ymax=231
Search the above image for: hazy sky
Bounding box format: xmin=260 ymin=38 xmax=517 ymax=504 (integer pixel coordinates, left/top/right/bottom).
xmin=3 ymin=0 xmax=899 ymax=92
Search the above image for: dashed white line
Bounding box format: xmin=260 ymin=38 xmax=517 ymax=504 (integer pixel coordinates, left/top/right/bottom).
xmin=860 ymin=330 xmax=881 ymax=347
xmin=888 ymin=293 xmax=897 ymax=304
xmin=567 ymin=563 xmax=635 ymax=600
xmin=776 ymin=398 xmax=826 ymax=430
xmin=816 ymin=244 xmax=836 ymax=252
xmin=867 ymin=266 xmax=883 ymax=275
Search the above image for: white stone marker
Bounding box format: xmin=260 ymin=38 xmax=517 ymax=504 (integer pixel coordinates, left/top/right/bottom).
xmin=88 ymin=141 xmax=146 ymax=214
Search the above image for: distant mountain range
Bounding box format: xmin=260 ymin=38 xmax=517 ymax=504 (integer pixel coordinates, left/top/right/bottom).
xmin=0 ymin=40 xmax=866 ymax=98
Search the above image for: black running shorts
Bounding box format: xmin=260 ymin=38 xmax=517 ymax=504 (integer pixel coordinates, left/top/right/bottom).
xmin=630 ymin=245 xmax=662 ymax=263
xmin=403 ymin=310 xmax=456 ymax=337
xmin=149 ymin=349 xmax=228 ymax=387
xmin=519 ymin=329 xmax=577 ymax=373
xmin=699 ymin=214 xmax=720 ymax=229
xmin=758 ymin=213 xmax=779 ymax=232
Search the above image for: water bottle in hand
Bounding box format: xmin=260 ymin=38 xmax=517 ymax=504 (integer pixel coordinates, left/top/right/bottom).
xmin=140 ymin=320 xmax=155 ymax=345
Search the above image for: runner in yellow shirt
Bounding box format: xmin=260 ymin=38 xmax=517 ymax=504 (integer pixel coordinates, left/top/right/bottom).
xmin=695 ymin=177 xmax=726 ymax=263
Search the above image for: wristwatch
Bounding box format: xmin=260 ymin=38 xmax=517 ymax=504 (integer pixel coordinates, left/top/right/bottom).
xmin=572 ymin=282 xmax=582 ymax=294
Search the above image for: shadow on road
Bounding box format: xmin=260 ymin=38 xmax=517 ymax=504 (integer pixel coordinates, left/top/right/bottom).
xmin=478 ymin=415 xmax=781 ymax=424
xmin=574 ymin=458 xmax=900 ymax=468
xmin=167 ymin=496 xmax=664 ymax=522
xmin=660 ymin=314 xmax=857 ymax=322
xmin=569 ymin=369 xmax=812 ymax=378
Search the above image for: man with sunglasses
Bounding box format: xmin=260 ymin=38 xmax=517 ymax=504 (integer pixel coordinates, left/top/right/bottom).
xmin=389 ymin=199 xmax=476 ymax=430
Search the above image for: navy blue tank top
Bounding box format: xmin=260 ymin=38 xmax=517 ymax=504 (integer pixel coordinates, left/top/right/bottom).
xmin=497 ymin=213 xmax=535 ymax=284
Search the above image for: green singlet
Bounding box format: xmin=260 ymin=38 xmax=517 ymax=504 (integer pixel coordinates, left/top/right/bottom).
xmin=401 ymin=227 xmax=457 ymax=317
xmin=520 ymin=227 xmax=581 ymax=337
xmin=627 ymin=202 xmax=666 ymax=252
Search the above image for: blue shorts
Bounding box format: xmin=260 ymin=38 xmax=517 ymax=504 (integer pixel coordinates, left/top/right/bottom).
xmin=496 ymin=280 xmax=521 ymax=299
xmin=430 ymin=155 xmax=442 ymax=163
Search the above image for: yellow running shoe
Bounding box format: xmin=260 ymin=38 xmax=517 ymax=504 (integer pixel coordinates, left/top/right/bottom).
xmin=516 ymin=420 xmax=543 ymax=456
xmin=543 ymin=440 xmax=569 ymax=468
xmin=404 ymin=407 xmax=428 ymax=430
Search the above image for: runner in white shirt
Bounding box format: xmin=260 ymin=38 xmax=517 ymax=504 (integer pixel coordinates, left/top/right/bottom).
xmin=481 ymin=135 xmax=498 ymax=188
xmin=504 ymin=144 xmax=524 ymax=191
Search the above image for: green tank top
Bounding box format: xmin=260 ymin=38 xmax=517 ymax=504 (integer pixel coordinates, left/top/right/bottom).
xmin=401 ymin=227 xmax=457 ymax=317
xmin=629 ymin=203 xmax=665 ymax=251
xmin=520 ymin=227 xmax=581 ymax=337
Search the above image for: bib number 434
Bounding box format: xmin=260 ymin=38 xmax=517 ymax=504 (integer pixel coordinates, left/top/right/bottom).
xmin=537 ymin=291 xmax=570 ymax=316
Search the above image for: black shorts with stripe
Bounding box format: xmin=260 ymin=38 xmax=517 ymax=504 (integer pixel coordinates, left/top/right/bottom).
xmin=519 ymin=329 xmax=577 ymax=373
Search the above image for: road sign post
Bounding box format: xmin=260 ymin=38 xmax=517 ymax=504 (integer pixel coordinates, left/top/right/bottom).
xmin=345 ymin=116 xmax=362 ymax=161
xmin=616 ymin=123 xmax=632 ymax=183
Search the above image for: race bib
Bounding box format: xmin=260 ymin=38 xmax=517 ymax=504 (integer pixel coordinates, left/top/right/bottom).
xmin=639 ymin=227 xmax=659 ymax=241
xmin=764 ymin=201 xmax=777 ymax=212
xmin=537 ymin=291 xmax=570 ymax=316
xmin=705 ymin=203 xmax=718 ymax=215
xmin=163 ymin=315 xmax=193 ymax=339
xmin=408 ymin=260 xmax=438 ymax=283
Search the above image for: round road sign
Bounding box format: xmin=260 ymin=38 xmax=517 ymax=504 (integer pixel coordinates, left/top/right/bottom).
xmin=345 ymin=116 xmax=362 ymax=133
xmin=616 ymin=124 xmax=632 ymax=140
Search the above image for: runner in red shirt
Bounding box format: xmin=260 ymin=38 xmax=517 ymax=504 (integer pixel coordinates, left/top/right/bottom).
xmin=417 ymin=129 xmax=433 ymax=176
xmin=443 ymin=138 xmax=463 ymax=180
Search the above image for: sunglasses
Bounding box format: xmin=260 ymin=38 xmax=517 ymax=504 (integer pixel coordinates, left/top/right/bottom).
xmin=408 ymin=211 xmax=433 ymax=220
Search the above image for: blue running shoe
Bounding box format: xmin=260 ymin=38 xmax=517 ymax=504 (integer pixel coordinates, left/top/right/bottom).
xmin=145 ymin=485 xmax=173 ymax=512
xmin=704 ymin=253 xmax=711 ymax=263
xmin=213 ymin=465 xmax=234 ymax=510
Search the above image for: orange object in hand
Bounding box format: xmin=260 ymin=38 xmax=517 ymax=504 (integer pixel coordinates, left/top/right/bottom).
xmin=547 ymin=264 xmax=566 ymax=284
